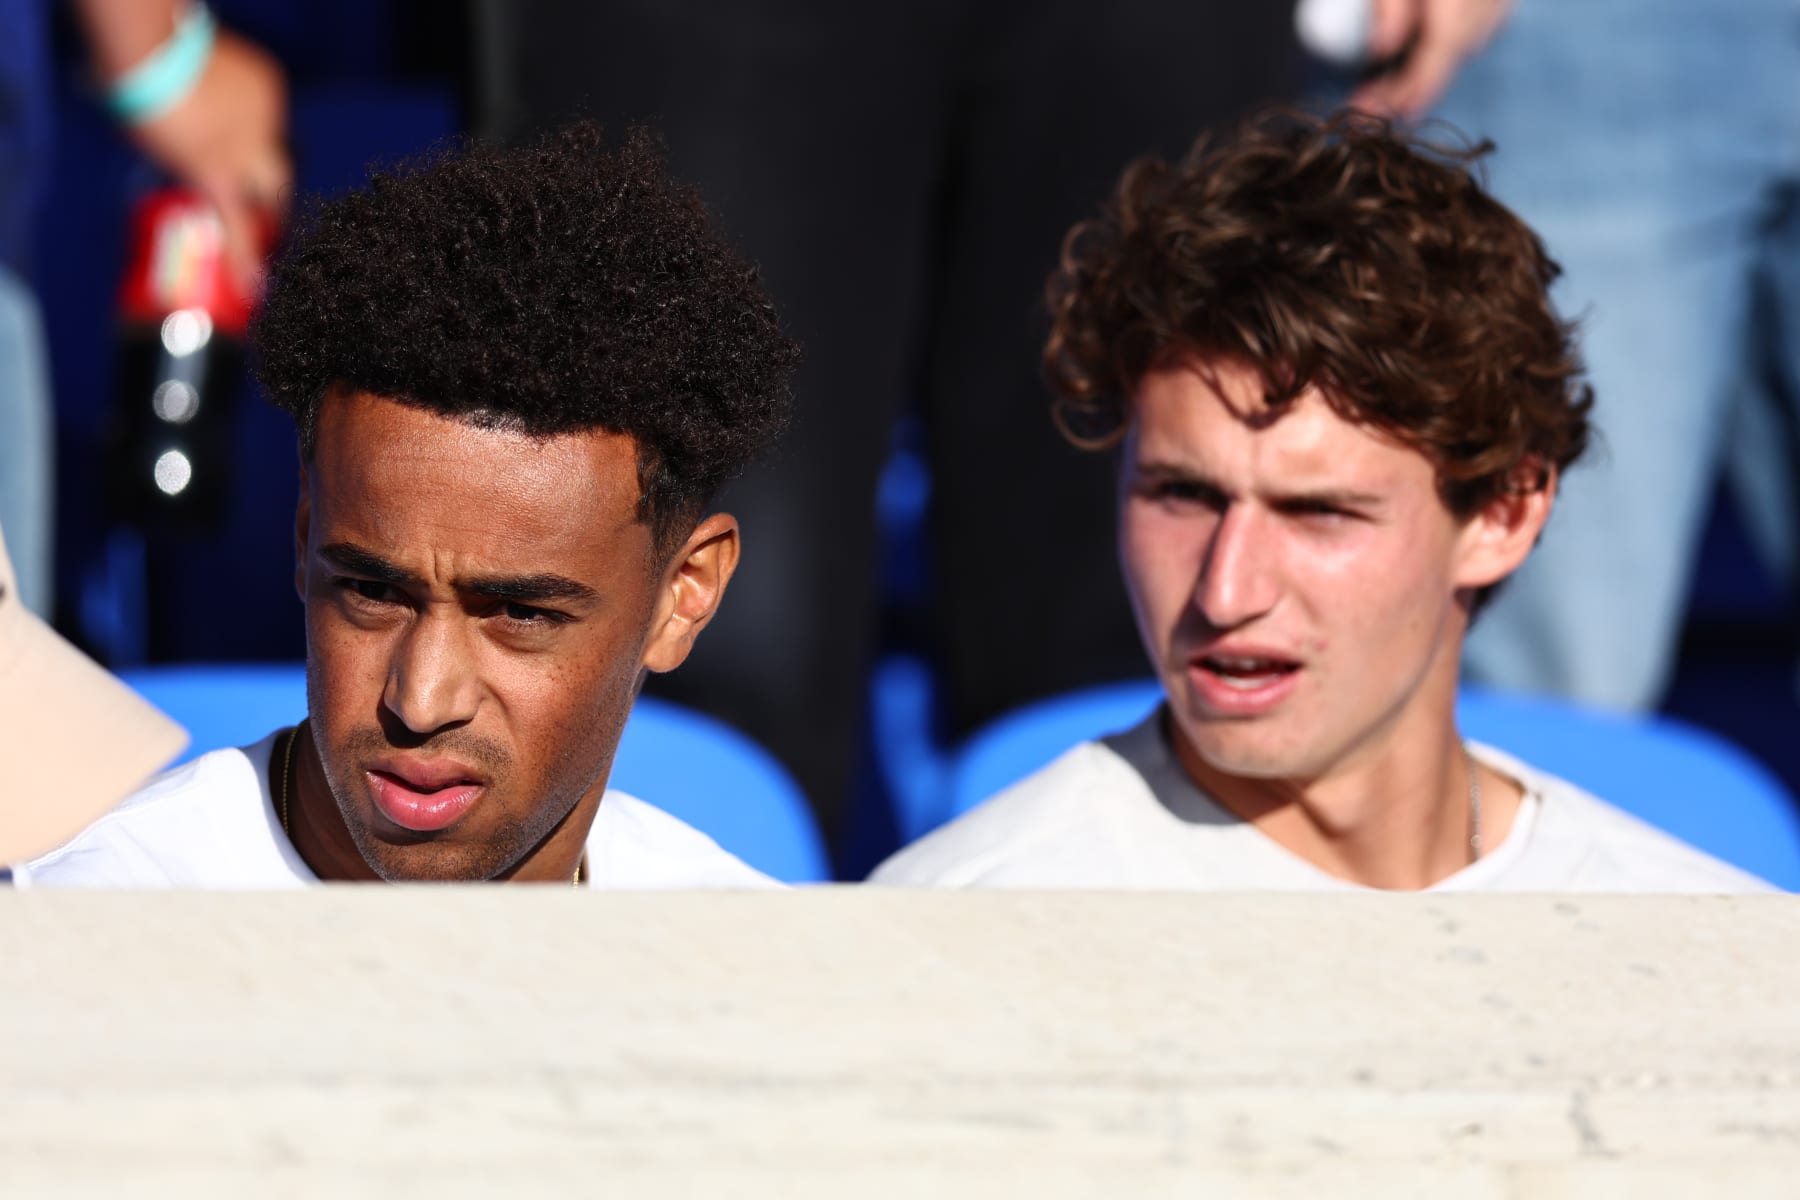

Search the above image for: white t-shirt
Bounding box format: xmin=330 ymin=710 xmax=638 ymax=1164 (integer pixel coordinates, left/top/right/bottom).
xmin=872 ymin=713 xmax=1772 ymax=892
xmin=13 ymin=731 xmax=778 ymax=889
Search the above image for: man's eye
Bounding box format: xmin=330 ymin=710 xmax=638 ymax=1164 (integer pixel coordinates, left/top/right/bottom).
xmin=1288 ymin=502 xmax=1354 ymax=523
xmin=335 ymin=577 xmax=395 ymax=603
xmin=501 ymin=602 xmax=568 ymax=626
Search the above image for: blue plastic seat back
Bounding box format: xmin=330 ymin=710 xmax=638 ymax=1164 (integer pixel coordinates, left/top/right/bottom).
xmin=948 ymin=679 xmax=1163 ymax=822
xmin=609 ymin=695 xmax=828 ymax=883
xmin=944 ymin=678 xmax=1800 ymax=890
xmin=1457 ymin=686 xmax=1800 ymax=890
xmin=117 ymin=664 xmax=827 ymax=883
xmin=120 ymin=663 xmax=310 ymax=763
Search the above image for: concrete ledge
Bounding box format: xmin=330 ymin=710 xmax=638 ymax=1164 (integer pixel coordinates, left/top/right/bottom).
xmin=4 ymin=891 xmax=1798 ymax=1194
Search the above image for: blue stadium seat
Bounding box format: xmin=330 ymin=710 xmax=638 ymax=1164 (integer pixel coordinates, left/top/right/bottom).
xmin=609 ymin=696 xmax=828 ymax=883
xmin=117 ymin=664 xmax=828 ymax=883
xmin=870 ymin=654 xmax=954 ymax=844
xmin=1456 ymin=688 xmax=1800 ymax=890
xmin=121 ymin=664 xmax=310 ymax=761
xmin=947 ymin=678 xmax=1162 ymax=823
xmin=942 ymin=678 xmax=1800 ymax=889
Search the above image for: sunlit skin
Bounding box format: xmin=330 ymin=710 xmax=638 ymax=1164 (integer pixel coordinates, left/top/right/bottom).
xmin=281 ymin=390 xmax=738 ymax=882
xmin=1119 ymin=356 xmax=1554 ymax=889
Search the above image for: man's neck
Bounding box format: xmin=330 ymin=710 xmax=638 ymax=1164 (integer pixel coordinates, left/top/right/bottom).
xmin=1169 ymin=714 xmax=1524 ymax=890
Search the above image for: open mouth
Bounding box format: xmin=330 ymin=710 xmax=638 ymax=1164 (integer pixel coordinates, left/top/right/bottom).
xmin=1198 ymin=654 xmax=1301 ymax=690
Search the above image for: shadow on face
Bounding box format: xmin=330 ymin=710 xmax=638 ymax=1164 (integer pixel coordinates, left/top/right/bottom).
xmin=289 ymin=390 xmax=735 ymax=881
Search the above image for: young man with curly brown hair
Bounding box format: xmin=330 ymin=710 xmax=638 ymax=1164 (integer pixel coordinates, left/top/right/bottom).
xmin=875 ymin=112 xmax=1767 ymax=892
xmin=14 ymin=124 xmax=799 ymax=887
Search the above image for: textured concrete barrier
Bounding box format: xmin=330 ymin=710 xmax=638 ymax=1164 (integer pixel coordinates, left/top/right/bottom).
xmin=4 ymin=891 xmax=1798 ymax=1196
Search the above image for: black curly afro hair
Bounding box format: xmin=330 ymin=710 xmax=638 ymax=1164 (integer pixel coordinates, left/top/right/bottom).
xmin=253 ymin=122 xmax=799 ymax=546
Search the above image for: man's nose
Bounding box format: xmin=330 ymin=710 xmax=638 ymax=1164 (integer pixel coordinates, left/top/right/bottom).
xmin=1194 ymin=504 xmax=1280 ymax=630
xmin=383 ymin=612 xmax=481 ymax=734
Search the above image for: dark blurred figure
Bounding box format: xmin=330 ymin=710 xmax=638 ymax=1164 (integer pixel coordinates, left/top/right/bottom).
xmin=473 ymin=0 xmax=1301 ymax=839
xmin=0 ymin=0 xmax=287 ymax=619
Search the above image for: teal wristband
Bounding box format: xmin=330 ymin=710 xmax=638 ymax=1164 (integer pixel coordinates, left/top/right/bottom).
xmin=106 ymin=4 xmax=218 ymax=126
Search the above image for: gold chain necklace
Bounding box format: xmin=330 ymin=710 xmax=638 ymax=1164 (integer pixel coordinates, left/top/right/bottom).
xmin=1466 ymin=746 xmax=1483 ymax=862
xmin=275 ymin=723 xmax=584 ymax=886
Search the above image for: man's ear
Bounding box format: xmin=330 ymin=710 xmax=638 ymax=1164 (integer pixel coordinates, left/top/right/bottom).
xmin=293 ymin=458 xmax=311 ymax=605
xmin=1454 ymin=459 xmax=1557 ymax=592
xmin=641 ymin=513 xmax=741 ymax=675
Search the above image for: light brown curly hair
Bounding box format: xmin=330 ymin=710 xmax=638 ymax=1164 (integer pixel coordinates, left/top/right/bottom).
xmin=1044 ymin=109 xmax=1591 ymax=518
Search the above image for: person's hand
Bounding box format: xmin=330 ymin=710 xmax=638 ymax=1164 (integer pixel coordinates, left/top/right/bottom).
xmin=1349 ymin=0 xmax=1513 ymax=118
xmin=126 ymin=30 xmax=290 ymax=295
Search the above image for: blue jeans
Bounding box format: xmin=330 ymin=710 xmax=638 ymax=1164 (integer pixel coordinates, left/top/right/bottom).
xmin=0 ymin=264 xmax=51 ymax=616
xmin=1430 ymin=0 xmax=1800 ymax=709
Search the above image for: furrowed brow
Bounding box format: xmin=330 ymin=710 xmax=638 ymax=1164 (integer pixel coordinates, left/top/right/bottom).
xmin=1134 ymin=459 xmax=1218 ymax=484
xmin=1273 ymin=488 xmax=1386 ymax=509
xmin=461 ymin=573 xmax=600 ymax=606
xmin=319 ymin=543 xmax=416 ymax=585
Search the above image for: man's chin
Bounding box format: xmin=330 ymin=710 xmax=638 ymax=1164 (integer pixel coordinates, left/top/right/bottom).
xmin=350 ymin=834 xmax=498 ymax=883
xmin=350 ymin=804 xmax=556 ymax=883
xmin=1170 ymin=714 xmax=1321 ymax=784
xmin=336 ymin=802 xmax=486 ymax=881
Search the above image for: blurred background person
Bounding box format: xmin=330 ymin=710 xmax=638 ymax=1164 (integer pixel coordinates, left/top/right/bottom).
xmin=0 ymin=0 xmax=61 ymax=620
xmin=0 ymin=0 xmax=288 ymax=619
xmin=34 ymin=0 xmax=462 ymax=658
xmin=1350 ymin=0 xmax=1800 ymax=728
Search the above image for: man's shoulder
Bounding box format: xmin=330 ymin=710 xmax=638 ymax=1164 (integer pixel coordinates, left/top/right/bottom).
xmin=1483 ymin=746 xmax=1776 ymax=893
xmin=869 ymin=741 xmax=1144 ymax=887
xmin=586 ymin=791 xmax=780 ymax=889
xmin=15 ymin=736 xmax=286 ymax=887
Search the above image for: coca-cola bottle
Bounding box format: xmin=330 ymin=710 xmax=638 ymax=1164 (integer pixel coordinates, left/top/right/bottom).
xmin=103 ymin=188 xmax=257 ymax=531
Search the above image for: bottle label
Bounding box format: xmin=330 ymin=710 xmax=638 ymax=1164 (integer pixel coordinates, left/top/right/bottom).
xmin=118 ymin=189 xmax=255 ymax=336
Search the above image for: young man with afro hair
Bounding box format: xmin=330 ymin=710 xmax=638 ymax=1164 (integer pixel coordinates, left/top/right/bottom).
xmin=15 ymin=123 xmax=800 ymax=886
xmin=875 ymin=112 xmax=1769 ymax=893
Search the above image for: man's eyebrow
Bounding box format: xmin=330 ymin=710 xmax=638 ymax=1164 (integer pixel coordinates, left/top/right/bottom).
xmin=318 ymin=545 xmax=599 ymax=604
xmin=460 ymin=573 xmax=601 ymax=605
xmin=319 ymin=543 xmax=416 ymax=585
xmin=1130 ymin=463 xmax=1384 ymax=508
xmin=1270 ymin=487 xmax=1387 ymax=509
xmin=1133 ymin=459 xmax=1219 ymax=484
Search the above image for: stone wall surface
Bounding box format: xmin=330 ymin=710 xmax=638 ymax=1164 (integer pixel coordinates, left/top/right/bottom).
xmin=3 ymin=890 xmax=1798 ymax=1195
